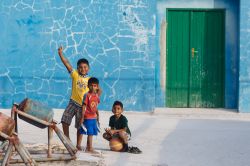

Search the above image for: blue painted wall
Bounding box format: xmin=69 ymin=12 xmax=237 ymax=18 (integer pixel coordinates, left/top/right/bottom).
xmin=214 ymin=0 xmax=239 ymax=109
xmin=156 ymin=0 xmax=239 ymax=109
xmin=239 ymin=0 xmax=250 ymax=112
xmin=0 ymin=0 xmax=156 ymax=111
xmin=0 ymin=0 xmax=242 ymax=111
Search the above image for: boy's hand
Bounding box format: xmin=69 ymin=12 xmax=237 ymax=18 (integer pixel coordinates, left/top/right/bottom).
xmin=80 ymin=118 xmax=84 ymax=125
xmin=109 ymin=130 xmax=116 ymax=135
xmin=57 ymin=46 xmax=73 ymax=72
xmin=105 ymin=128 xmax=115 ymax=135
xmin=58 ymin=46 xmax=63 ymax=56
xmin=105 ymin=128 xmax=112 ymax=135
xmin=97 ymin=85 xmax=102 ymax=96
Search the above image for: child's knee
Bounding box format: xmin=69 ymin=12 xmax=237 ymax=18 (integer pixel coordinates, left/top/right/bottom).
xmin=118 ymin=131 xmax=126 ymax=136
xmin=118 ymin=131 xmax=128 ymax=140
xmin=62 ymin=122 xmax=70 ymax=128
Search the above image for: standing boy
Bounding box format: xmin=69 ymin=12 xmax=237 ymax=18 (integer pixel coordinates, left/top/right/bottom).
xmin=79 ymin=77 xmax=101 ymax=153
xmin=58 ymin=46 xmax=89 ymax=150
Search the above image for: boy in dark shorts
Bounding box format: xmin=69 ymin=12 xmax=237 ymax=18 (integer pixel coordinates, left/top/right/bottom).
xmin=58 ymin=46 xmax=90 ymax=150
xmin=103 ymin=101 xmax=141 ymax=153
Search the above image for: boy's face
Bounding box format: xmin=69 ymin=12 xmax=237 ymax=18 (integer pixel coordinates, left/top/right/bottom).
xmin=88 ymin=83 xmax=98 ymax=93
xmin=77 ymin=63 xmax=89 ymax=75
xmin=112 ymin=105 xmax=123 ymax=117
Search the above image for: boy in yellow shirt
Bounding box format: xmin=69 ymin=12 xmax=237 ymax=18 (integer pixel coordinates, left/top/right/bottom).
xmin=57 ymin=46 xmax=90 ymax=150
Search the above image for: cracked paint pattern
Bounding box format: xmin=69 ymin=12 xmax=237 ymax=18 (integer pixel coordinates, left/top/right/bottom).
xmin=0 ymin=0 xmax=156 ymax=111
xmin=239 ymin=0 xmax=250 ymax=112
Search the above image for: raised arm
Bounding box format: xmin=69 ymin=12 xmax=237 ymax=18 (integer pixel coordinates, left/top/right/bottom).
xmin=97 ymin=85 xmax=102 ymax=96
xmin=58 ymin=46 xmax=73 ymax=73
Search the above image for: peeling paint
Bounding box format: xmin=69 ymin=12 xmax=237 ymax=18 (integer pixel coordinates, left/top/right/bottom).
xmin=0 ymin=0 xmax=156 ymax=111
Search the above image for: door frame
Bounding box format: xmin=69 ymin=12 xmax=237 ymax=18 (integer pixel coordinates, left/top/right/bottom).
xmin=165 ymin=8 xmax=226 ymax=108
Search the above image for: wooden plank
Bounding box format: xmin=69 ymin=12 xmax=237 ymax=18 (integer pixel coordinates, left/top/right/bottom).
xmin=53 ymin=125 xmax=77 ymax=153
xmin=14 ymin=141 xmax=30 ymax=165
xmin=48 ymin=127 xmax=53 ymax=158
xmin=11 ymin=104 xmax=19 ymax=133
xmin=9 ymin=155 xmax=75 ymax=163
xmin=14 ymin=109 xmax=51 ymax=126
xmin=0 ymin=140 xmax=8 ymax=150
xmin=18 ymin=141 xmax=38 ymax=166
xmin=0 ymin=131 xmax=10 ymax=140
xmin=53 ymin=126 xmax=75 ymax=156
xmin=2 ymin=142 xmax=14 ymax=166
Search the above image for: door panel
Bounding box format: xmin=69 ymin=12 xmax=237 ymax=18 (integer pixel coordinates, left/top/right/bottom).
xmin=166 ymin=11 xmax=190 ymax=107
xmin=202 ymin=11 xmax=225 ymax=107
xmin=189 ymin=11 xmax=205 ymax=107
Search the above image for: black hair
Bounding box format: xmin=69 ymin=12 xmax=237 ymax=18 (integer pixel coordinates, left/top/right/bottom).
xmin=112 ymin=100 xmax=123 ymax=109
xmin=77 ymin=58 xmax=89 ymax=67
xmin=88 ymin=77 xmax=99 ymax=85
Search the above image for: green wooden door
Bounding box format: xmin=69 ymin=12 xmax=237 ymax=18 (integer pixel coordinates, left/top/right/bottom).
xmin=166 ymin=9 xmax=225 ymax=108
xmin=166 ymin=11 xmax=190 ymax=107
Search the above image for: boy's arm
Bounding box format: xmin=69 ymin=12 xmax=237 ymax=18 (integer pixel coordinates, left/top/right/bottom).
xmin=58 ymin=46 xmax=73 ymax=73
xmin=80 ymin=94 xmax=88 ymax=125
xmin=110 ymin=128 xmax=127 ymax=135
xmin=96 ymin=109 xmax=100 ymax=124
xmin=97 ymin=86 xmax=102 ymax=96
xmin=80 ymin=105 xmax=86 ymax=125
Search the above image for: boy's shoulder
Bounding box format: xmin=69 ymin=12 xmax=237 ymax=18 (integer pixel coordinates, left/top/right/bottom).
xmin=120 ymin=114 xmax=127 ymax=118
xmin=121 ymin=114 xmax=128 ymax=121
xmin=110 ymin=114 xmax=128 ymax=121
xmin=83 ymin=92 xmax=89 ymax=98
xmin=83 ymin=92 xmax=92 ymax=101
xmin=84 ymin=92 xmax=95 ymax=99
xmin=110 ymin=115 xmax=115 ymax=119
xmin=71 ymin=69 xmax=90 ymax=78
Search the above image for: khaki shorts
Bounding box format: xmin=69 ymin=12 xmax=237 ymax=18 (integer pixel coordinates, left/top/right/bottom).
xmin=61 ymin=100 xmax=82 ymax=129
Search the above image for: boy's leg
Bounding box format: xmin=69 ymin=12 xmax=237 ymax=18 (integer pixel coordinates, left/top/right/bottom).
xmin=118 ymin=131 xmax=128 ymax=144
xmin=62 ymin=123 xmax=70 ymax=139
xmin=85 ymin=120 xmax=98 ymax=153
xmin=118 ymin=131 xmax=129 ymax=152
xmin=75 ymin=106 xmax=83 ymax=150
xmin=86 ymin=135 xmax=94 ymax=151
xmin=76 ymin=130 xmax=83 ymax=150
xmin=61 ymin=101 xmax=75 ymax=139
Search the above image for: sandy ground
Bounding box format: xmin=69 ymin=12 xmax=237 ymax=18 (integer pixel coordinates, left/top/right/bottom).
xmin=1 ymin=108 xmax=250 ymax=166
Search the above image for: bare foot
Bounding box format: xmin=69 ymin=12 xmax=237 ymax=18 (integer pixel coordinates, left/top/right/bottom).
xmin=76 ymin=145 xmax=84 ymax=151
xmin=85 ymin=149 xmax=100 ymax=154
